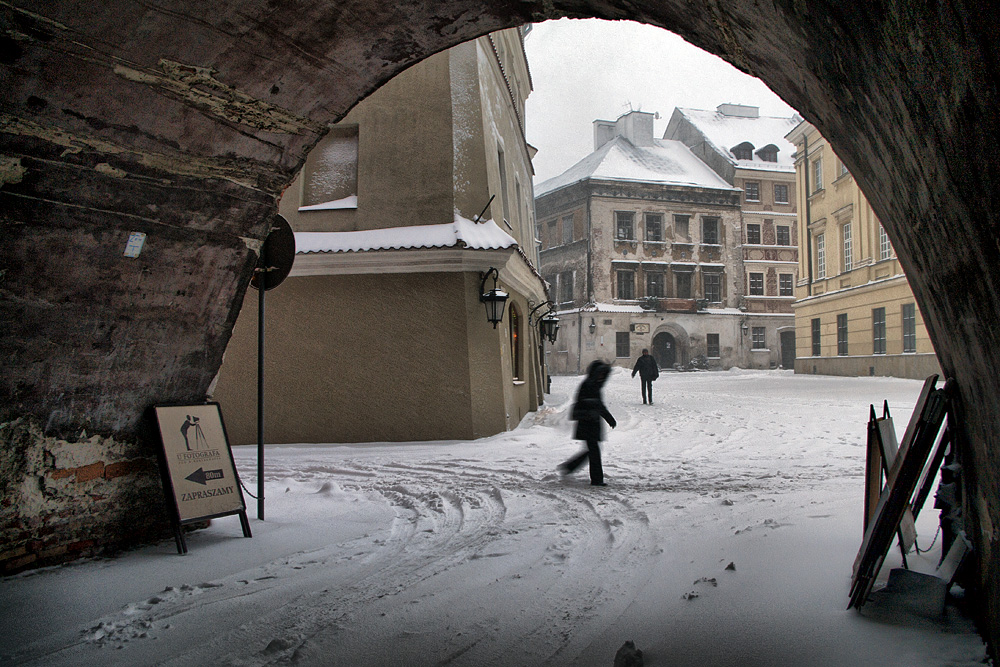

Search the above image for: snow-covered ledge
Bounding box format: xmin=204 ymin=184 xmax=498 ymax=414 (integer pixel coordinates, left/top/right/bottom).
xmin=289 ymin=214 xmax=545 ymax=300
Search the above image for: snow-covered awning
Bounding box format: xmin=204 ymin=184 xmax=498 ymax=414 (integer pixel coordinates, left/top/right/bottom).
xmin=295 ymin=213 xmax=517 ymax=255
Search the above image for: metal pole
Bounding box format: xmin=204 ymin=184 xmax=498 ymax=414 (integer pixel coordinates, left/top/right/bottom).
xmin=257 ymin=278 xmax=265 ymax=520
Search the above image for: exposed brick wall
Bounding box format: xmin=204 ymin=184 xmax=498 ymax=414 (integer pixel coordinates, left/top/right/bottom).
xmin=0 ymin=418 xmax=171 ymax=575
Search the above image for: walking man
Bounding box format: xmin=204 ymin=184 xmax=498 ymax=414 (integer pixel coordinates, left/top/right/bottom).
xmin=631 ymin=348 xmax=659 ymax=404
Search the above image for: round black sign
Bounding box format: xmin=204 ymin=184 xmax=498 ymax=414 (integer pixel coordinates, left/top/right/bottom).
xmin=250 ymin=215 xmax=295 ymax=291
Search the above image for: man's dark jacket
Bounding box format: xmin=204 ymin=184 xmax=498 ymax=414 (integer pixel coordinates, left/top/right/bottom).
xmin=632 ymin=354 xmax=659 ymax=380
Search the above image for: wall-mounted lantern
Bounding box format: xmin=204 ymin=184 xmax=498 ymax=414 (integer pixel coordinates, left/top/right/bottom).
xmin=741 ymin=322 xmax=749 ymax=337
xmin=541 ymin=312 xmax=560 ymax=343
xmin=529 ymin=300 xmax=560 ymax=344
xmin=589 ymin=318 xmax=597 ymax=335
xmin=480 ymin=267 xmax=509 ymax=328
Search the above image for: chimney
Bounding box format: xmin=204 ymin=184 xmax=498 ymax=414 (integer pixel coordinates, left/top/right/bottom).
xmin=617 ymin=110 xmax=655 ymax=147
xmin=593 ymin=120 xmax=617 ymax=151
xmin=594 ymin=111 xmax=656 ymax=150
xmin=717 ymin=103 xmax=759 ymax=118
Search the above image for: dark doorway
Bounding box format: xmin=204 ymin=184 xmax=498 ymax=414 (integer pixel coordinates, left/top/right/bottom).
xmin=652 ymin=332 xmax=677 ymax=368
xmin=780 ymin=330 xmax=796 ymax=369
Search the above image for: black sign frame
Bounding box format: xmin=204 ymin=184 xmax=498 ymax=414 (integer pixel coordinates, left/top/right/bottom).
xmin=151 ymin=402 xmax=252 ymax=554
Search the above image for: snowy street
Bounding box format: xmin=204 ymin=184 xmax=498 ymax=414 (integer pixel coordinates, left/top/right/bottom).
xmin=0 ymin=369 xmax=987 ymax=666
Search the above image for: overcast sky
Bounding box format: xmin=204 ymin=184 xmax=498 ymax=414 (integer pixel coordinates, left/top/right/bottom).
xmin=524 ymin=19 xmax=798 ymax=186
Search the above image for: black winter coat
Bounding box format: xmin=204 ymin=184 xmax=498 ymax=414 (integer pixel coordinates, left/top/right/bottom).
xmin=571 ymin=362 xmax=616 ymax=441
xmin=632 ymin=353 xmax=659 ymax=380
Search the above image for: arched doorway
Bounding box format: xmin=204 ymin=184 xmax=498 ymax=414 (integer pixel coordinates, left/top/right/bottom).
xmin=652 ymin=332 xmax=677 ymax=369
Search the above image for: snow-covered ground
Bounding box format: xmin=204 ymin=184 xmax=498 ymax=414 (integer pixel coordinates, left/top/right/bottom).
xmin=1 ymin=370 xmax=988 ymax=666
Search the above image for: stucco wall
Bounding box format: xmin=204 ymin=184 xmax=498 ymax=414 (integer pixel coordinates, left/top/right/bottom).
xmin=213 ymin=272 xmax=477 ymax=444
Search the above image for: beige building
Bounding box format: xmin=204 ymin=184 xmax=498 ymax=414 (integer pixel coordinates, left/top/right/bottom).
xmin=665 ymin=104 xmax=801 ymax=367
xmin=785 ymin=121 xmax=940 ymax=378
xmin=537 ymin=110 xmax=752 ymax=373
xmin=213 ymin=28 xmax=549 ymax=444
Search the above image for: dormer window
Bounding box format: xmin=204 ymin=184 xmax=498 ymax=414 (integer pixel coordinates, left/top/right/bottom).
xmin=755 ymin=144 xmax=779 ymax=163
xmin=732 ymin=142 xmax=755 ymax=161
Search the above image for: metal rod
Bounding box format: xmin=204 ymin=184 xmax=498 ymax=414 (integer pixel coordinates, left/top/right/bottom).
xmin=473 ymin=195 xmax=495 ymax=223
xmin=257 ymin=277 xmax=265 ymax=521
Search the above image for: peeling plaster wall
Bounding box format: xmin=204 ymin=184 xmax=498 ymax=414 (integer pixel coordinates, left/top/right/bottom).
xmin=0 ymin=419 xmax=167 ymax=574
xmin=2 ymin=0 xmax=1000 ymax=657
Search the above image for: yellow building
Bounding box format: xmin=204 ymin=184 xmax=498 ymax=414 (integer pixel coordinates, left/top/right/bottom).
xmin=785 ymin=121 xmax=940 ymax=378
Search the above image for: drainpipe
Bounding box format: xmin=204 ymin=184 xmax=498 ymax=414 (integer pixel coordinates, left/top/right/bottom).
xmin=802 ymin=134 xmax=813 ymax=296
xmin=577 ymin=310 xmax=583 ymax=375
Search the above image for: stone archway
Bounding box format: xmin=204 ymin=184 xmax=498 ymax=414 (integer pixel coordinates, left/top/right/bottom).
xmin=652 ymin=332 xmax=677 ymax=369
xmin=2 ymin=0 xmax=1000 ymax=654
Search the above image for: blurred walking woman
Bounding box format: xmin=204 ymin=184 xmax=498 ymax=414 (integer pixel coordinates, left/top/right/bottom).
xmin=560 ymin=361 xmax=617 ymax=486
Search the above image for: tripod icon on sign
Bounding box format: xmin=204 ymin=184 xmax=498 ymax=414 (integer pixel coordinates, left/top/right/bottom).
xmin=180 ymin=415 xmax=208 ymax=451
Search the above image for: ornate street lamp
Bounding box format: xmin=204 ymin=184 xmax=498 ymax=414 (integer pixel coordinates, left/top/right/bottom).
xmin=529 ymin=301 xmax=561 ymax=344
xmin=480 ymin=268 xmax=509 ymax=328
xmin=541 ymin=312 xmax=560 ymax=343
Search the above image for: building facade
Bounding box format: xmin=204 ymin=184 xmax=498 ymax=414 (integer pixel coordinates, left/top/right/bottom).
xmin=785 ymin=121 xmax=940 ymax=378
xmin=664 ymin=104 xmax=800 ymax=368
xmin=538 ymin=110 xmax=755 ymax=374
xmin=213 ymin=29 xmax=549 ymax=444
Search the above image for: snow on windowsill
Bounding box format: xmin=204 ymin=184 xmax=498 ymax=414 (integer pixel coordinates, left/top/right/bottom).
xmin=298 ymin=195 xmax=358 ymax=211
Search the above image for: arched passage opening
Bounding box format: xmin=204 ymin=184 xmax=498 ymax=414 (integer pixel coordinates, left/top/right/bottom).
xmin=1 ymin=0 xmax=999 ymax=657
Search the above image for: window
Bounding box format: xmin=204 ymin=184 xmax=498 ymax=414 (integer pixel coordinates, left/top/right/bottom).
xmin=837 ymin=313 xmax=848 ymax=356
xmin=704 ymin=272 xmax=722 ymax=302
xmin=744 ymin=181 xmax=760 ymax=202
xmin=559 ymin=271 xmax=574 ymax=304
xmin=646 ymin=272 xmax=665 ymax=298
xmin=749 ymin=272 xmax=764 ymax=296
xmin=509 ymin=304 xmax=521 ymax=379
xmin=903 ymin=303 xmax=917 ymax=353
xmin=676 ymin=272 xmax=692 ymax=298
xmin=751 ymin=327 xmax=766 ymax=349
xmin=811 ymin=318 xmax=821 ymax=356
xmin=746 ymin=223 xmax=761 ymax=245
xmin=645 ymin=213 xmax=663 ymax=242
xmin=879 ymin=224 xmax=893 ymax=260
xmin=774 ymin=183 xmax=789 ymax=204
xmin=872 ymin=307 xmax=887 ymax=355
xmin=302 ymin=126 xmax=359 ymax=207
xmin=732 ymin=142 xmax=754 ymax=160
xmin=497 ymin=146 xmax=510 ymax=224
xmin=756 ymin=144 xmax=778 ymax=162
xmin=616 ymin=211 xmax=635 ymax=240
xmin=843 ymin=223 xmax=853 ymax=272
xmin=812 ymin=157 xmax=823 ymax=193
xmin=707 ymin=333 xmax=720 ymax=358
xmin=839 ymin=159 xmax=850 ymax=178
xmin=702 ymin=217 xmax=720 ymax=244
xmin=816 ymin=233 xmax=826 ymax=278
xmin=616 ymin=331 xmax=631 ymax=358
xmin=779 ymin=273 xmax=793 ymax=296
xmin=617 ymin=270 xmax=635 ymax=300
xmin=561 ymin=214 xmax=573 ymax=245
xmin=674 ymin=214 xmax=690 ymax=239
xmin=776 ymin=225 xmax=790 ymax=246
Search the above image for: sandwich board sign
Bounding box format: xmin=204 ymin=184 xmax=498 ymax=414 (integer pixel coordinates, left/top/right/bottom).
xmin=153 ymin=403 xmax=251 ymax=553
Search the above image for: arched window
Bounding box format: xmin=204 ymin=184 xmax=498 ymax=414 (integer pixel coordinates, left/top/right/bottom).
xmin=509 ymin=305 xmax=522 ymax=380
xmin=732 ymin=141 xmax=755 ymax=161
xmin=755 ymin=144 xmax=779 ymax=163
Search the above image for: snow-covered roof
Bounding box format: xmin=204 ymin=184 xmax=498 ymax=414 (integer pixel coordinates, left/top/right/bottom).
xmin=534 ymin=136 xmax=739 ymax=198
xmin=295 ymin=213 xmax=517 ymax=254
xmin=671 ymin=108 xmax=799 ymax=172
